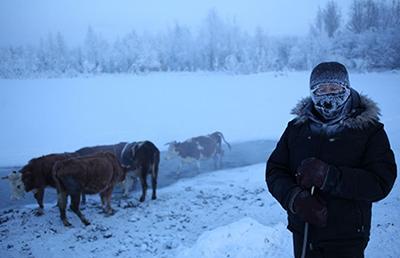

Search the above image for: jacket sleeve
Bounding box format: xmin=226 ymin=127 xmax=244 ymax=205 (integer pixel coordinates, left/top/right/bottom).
xmin=266 ymin=122 xmax=302 ymax=211
xmin=322 ymin=124 xmax=397 ymax=202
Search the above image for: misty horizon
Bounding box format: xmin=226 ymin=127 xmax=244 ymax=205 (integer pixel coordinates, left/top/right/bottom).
xmin=0 ymin=0 xmax=352 ymax=47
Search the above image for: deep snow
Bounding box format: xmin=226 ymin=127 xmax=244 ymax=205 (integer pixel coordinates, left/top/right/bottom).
xmin=0 ymin=164 xmax=289 ymax=258
xmin=0 ymin=162 xmax=399 ymax=258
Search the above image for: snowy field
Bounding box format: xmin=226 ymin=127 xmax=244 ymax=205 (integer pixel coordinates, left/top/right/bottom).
xmin=0 ymin=162 xmax=399 ymax=258
xmin=0 ymin=72 xmax=399 ymax=258
xmin=0 ymin=71 xmax=399 ymax=166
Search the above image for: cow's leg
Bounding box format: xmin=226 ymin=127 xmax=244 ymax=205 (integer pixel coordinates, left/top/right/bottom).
xmin=151 ymin=162 xmax=158 ymax=200
xmin=33 ymin=188 xmax=45 ymax=216
xmin=139 ymin=168 xmax=148 ymax=202
xmin=57 ymin=191 xmax=71 ymax=227
xmin=99 ymin=190 xmax=109 ymax=213
xmin=81 ymin=193 xmax=86 ymax=206
xmin=213 ymin=155 xmax=218 ymax=169
xmin=122 ymin=172 xmax=134 ymax=198
xmin=218 ymin=150 xmax=224 ymax=168
xmin=100 ymin=187 xmax=115 ymax=215
xmin=176 ymin=161 xmax=183 ymax=175
xmin=70 ymin=193 xmax=90 ymax=226
xmin=214 ymin=153 xmax=223 ymax=169
xmin=100 ymin=191 xmax=107 ymax=212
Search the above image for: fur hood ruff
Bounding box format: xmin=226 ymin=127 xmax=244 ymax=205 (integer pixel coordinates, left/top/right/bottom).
xmin=291 ymin=91 xmax=381 ymax=130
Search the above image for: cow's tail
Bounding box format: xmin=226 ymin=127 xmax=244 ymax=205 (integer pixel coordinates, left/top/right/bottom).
xmin=215 ymin=131 xmax=231 ymax=150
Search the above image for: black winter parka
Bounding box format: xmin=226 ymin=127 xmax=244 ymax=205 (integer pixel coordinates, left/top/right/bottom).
xmin=265 ymin=90 xmax=397 ymax=242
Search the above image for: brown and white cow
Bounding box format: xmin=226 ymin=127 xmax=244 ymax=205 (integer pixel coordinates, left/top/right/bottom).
xmin=52 ymin=152 xmax=127 ymax=227
xmin=2 ymin=153 xmax=78 ymax=216
xmin=165 ymin=131 xmax=231 ymax=173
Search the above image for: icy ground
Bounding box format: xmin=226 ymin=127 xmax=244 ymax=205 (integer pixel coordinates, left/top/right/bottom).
xmin=0 ymin=161 xmax=399 ymax=258
xmin=0 ymin=163 xmax=287 ymax=258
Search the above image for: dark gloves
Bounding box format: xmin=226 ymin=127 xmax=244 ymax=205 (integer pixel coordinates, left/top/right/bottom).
xmin=291 ymin=157 xmax=330 ymax=227
xmin=296 ymin=157 xmax=329 ymax=189
xmin=293 ymin=190 xmax=328 ymax=227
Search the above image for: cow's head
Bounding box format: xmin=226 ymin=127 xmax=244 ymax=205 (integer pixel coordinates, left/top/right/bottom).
xmin=125 ymin=143 xmax=142 ymax=169
xmin=164 ymin=141 xmax=178 ymax=160
xmin=2 ymin=170 xmax=25 ymax=200
xmin=20 ymin=166 xmax=35 ymax=192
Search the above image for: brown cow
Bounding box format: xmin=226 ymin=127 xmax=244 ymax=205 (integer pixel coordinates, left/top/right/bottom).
xmin=52 ymin=152 xmax=126 ymax=227
xmin=75 ymin=141 xmax=160 ymax=202
xmin=2 ymin=153 xmax=77 ymax=215
xmin=165 ymin=131 xmax=231 ymax=173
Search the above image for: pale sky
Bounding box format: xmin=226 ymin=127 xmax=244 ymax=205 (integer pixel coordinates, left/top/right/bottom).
xmin=0 ymin=0 xmax=351 ymax=47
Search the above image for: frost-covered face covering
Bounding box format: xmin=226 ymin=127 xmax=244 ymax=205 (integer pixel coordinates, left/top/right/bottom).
xmin=311 ymin=83 xmax=351 ymax=120
xmin=309 ymin=62 xmax=352 ymax=121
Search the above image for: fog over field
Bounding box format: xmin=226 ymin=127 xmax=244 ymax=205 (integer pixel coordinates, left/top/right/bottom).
xmin=0 ymin=1 xmax=399 ymax=258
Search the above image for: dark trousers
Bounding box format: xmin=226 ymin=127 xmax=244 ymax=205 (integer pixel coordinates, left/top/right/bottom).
xmin=293 ymin=233 xmax=368 ymax=258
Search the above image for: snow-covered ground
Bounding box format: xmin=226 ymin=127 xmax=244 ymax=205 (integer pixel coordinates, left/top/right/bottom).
xmin=0 ymin=72 xmax=399 ymax=258
xmin=0 ymin=163 xmax=286 ymax=258
xmin=0 ymin=162 xmax=399 ymax=258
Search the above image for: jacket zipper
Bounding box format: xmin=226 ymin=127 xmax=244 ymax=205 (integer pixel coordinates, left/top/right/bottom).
xmin=315 ymin=124 xmax=327 ymax=157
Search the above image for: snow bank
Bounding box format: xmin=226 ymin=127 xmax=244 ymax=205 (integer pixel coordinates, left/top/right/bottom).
xmin=177 ymin=217 xmax=291 ymax=258
xmin=0 ymin=159 xmax=399 ymax=258
xmin=0 ymin=163 xmax=288 ymax=258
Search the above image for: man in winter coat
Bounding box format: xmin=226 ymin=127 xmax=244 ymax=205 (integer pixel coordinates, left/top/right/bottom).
xmin=265 ymin=62 xmax=397 ymax=258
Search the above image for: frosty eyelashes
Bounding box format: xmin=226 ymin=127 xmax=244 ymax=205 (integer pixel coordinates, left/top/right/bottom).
xmin=311 ymin=84 xmax=346 ymax=96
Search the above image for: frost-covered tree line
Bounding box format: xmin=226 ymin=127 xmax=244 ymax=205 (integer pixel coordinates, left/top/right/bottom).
xmin=0 ymin=0 xmax=399 ymax=78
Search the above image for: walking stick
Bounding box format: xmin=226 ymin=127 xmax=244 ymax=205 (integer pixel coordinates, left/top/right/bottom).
xmin=300 ymin=186 xmax=315 ymax=258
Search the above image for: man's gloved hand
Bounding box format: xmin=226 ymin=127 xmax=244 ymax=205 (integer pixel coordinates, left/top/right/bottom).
xmin=293 ymin=190 xmax=328 ymax=227
xmin=296 ymin=157 xmax=329 ymax=189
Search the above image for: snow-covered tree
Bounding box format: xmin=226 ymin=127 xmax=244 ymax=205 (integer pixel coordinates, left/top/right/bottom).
xmin=323 ymin=1 xmax=341 ymax=38
xmin=83 ymin=26 xmax=109 ymax=73
xmin=1 ymin=2 xmax=400 ymax=78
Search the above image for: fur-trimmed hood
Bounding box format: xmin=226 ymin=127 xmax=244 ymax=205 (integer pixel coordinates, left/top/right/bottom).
xmin=291 ymin=89 xmax=381 ymax=130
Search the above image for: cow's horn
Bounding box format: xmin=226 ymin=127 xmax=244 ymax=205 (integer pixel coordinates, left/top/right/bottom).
xmin=1 ymin=176 xmax=8 ymax=180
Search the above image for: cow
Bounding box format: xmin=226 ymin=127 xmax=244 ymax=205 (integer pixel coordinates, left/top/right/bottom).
xmin=52 ymin=152 xmax=126 ymax=226
xmin=74 ymin=142 xmax=127 ymax=157
xmin=3 ymin=140 xmax=160 ymax=213
xmin=2 ymin=153 xmax=78 ymax=216
xmin=165 ymin=131 xmax=231 ymax=173
xmin=120 ymin=141 xmax=160 ymax=202
xmin=75 ymin=141 xmax=160 ymax=202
